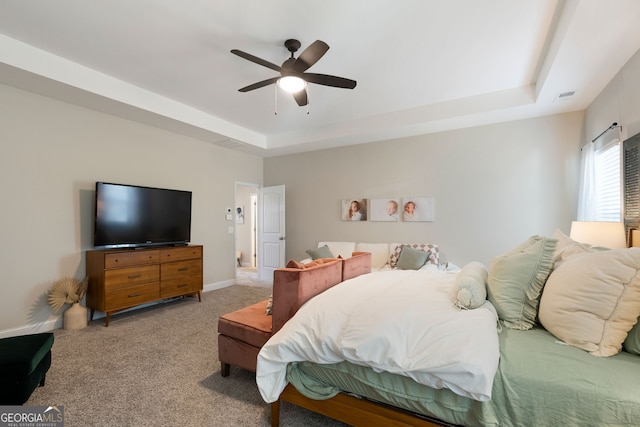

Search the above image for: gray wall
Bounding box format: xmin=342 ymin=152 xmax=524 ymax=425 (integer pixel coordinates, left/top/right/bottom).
xmin=585 ymin=46 xmax=640 ymax=149
xmin=0 ymin=83 xmax=263 ymax=335
xmin=4 ymin=44 xmax=638 ymax=336
xmin=265 ymin=112 xmax=584 ymax=267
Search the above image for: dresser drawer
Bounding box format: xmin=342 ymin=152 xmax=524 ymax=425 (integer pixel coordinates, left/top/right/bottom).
xmin=104 ymin=250 xmax=160 ymax=269
xmin=160 ymin=275 xmax=202 ymax=299
xmin=160 ymin=246 xmax=202 ymax=263
xmin=105 ymin=265 xmax=160 ymax=290
xmin=161 ymin=259 xmax=202 ymax=280
xmin=86 ymin=245 xmax=203 ymax=326
xmin=105 ymin=282 xmax=160 ymax=310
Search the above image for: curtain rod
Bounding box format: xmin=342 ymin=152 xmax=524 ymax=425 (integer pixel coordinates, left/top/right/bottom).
xmin=591 ymin=122 xmax=622 ymax=142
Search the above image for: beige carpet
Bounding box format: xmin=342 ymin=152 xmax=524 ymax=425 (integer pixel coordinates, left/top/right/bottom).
xmin=235 ymin=267 xmax=268 ymax=287
xmin=26 ymin=283 xmax=347 ymax=427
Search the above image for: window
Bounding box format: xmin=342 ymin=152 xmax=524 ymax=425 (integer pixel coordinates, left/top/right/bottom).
xmin=594 ymin=141 xmax=621 ymax=221
xmin=577 ymin=139 xmax=621 ymax=222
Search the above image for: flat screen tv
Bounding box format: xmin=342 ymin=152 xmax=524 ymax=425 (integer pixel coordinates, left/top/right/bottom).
xmin=93 ymin=182 xmax=192 ymax=248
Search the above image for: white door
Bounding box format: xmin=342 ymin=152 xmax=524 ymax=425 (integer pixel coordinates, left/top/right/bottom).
xmin=257 ymin=185 xmax=285 ymax=281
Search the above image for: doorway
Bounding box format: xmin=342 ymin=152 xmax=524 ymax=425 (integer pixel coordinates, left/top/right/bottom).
xmin=235 ymin=183 xmax=259 ymax=283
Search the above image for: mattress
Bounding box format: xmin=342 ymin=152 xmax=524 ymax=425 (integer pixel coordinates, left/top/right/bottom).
xmin=258 ymin=269 xmax=500 ymax=403
xmin=287 ymin=327 xmax=640 ymax=427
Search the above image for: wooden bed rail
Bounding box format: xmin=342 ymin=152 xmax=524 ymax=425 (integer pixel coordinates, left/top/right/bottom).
xmin=271 ymin=384 xmax=449 ymax=427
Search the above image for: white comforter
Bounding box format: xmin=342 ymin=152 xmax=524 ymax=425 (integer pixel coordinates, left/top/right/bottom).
xmin=256 ymin=269 xmax=500 ymax=403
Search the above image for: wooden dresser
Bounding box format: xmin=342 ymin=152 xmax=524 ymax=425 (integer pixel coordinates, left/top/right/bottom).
xmin=86 ymin=245 xmax=203 ymax=326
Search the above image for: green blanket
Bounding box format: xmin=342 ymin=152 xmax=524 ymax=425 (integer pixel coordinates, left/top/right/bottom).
xmin=287 ymin=327 xmax=640 ymax=426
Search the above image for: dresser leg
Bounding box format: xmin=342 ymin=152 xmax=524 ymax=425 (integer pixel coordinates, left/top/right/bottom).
xmin=105 ymin=313 xmax=111 ymax=327
xmin=197 ymin=291 xmax=201 ymax=302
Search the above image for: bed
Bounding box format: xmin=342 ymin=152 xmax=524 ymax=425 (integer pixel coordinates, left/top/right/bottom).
xmin=256 ymin=236 xmax=640 ymax=426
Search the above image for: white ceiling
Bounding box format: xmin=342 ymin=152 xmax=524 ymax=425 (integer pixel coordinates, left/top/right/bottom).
xmin=2 ymin=0 xmax=640 ymax=157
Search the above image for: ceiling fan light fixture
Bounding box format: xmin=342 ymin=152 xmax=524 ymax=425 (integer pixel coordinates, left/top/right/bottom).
xmin=277 ymin=76 xmax=306 ymax=93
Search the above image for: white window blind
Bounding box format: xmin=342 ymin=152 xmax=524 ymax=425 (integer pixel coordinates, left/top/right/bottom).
xmin=593 ymin=141 xmax=621 ymax=221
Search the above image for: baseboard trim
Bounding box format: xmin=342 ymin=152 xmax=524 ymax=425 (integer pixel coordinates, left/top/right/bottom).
xmin=0 ymin=279 xmax=235 ymax=339
xmin=204 ymin=279 xmax=234 ymax=292
xmin=0 ymin=318 xmax=62 ymax=339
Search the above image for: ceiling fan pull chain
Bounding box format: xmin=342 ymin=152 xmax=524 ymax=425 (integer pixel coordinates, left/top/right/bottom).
xmin=274 ymin=85 xmax=278 ymax=115
xmin=307 ymin=85 xmax=310 ymax=115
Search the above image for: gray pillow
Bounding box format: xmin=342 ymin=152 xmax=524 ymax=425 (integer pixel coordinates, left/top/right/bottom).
xmin=395 ymin=245 xmax=430 ymax=270
xmin=305 ymin=244 xmax=334 ymax=260
xmin=487 ymin=235 xmax=557 ymax=330
xmin=624 ymin=316 xmax=640 ymax=355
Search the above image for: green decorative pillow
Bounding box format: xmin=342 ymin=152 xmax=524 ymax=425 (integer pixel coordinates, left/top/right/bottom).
xmin=395 ymin=245 xmax=430 ymax=270
xmin=551 ymin=229 xmax=598 ymax=269
xmin=624 ymin=316 xmax=640 ymax=355
xmin=305 ymin=244 xmax=334 ymax=260
xmin=487 ymin=235 xmax=557 ymax=330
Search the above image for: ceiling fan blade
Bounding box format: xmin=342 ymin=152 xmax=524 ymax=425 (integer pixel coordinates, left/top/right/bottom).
xmin=231 ymin=49 xmax=283 ymax=73
xmin=238 ymin=77 xmax=280 ymax=92
xmin=292 ymin=40 xmax=329 ymax=72
xmin=293 ymin=89 xmax=308 ymax=106
xmin=304 ymin=73 xmax=357 ymax=89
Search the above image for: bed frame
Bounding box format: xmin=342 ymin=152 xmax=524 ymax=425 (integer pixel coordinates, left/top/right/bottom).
xmin=271 ymin=384 xmax=449 ymax=427
xmin=265 ymin=251 xmax=451 ymax=427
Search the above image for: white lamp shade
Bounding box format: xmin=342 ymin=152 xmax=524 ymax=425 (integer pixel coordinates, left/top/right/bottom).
xmin=277 ymin=76 xmax=306 ymax=93
xmin=569 ymin=221 xmax=626 ymax=248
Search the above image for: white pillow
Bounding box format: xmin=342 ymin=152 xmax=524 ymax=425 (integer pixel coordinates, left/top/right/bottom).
xmin=451 ymin=262 xmax=488 ymax=310
xmin=318 ymin=242 xmax=356 ymax=259
xmin=355 ymin=242 xmax=390 ymax=269
xmin=539 ymin=248 xmax=640 ymax=357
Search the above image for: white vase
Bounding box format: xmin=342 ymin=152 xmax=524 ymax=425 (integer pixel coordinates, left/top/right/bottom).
xmin=64 ymin=303 xmax=88 ymax=330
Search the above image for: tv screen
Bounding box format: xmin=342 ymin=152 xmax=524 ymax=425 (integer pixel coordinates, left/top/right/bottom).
xmin=94 ymin=182 xmax=192 ymax=248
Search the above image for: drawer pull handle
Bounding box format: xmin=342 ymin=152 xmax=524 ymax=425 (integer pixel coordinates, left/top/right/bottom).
xmin=128 ymin=274 xmax=142 ymax=279
xmin=128 ymin=293 xmax=141 ymax=298
xmin=178 ymin=284 xmax=188 ymax=288
xmin=178 ymin=267 xmax=188 ymax=272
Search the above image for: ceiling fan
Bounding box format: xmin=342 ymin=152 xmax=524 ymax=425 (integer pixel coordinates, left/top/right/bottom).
xmin=231 ymin=39 xmax=357 ymax=107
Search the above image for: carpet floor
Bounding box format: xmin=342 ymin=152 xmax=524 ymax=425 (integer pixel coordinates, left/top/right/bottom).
xmin=26 ymin=282 xmax=347 ymax=427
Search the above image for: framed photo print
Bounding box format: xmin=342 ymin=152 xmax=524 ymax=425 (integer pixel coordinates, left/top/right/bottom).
xmin=369 ymin=198 xmax=399 ymax=222
xmin=236 ymin=206 xmax=244 ymax=224
xmin=401 ymin=197 xmax=434 ymax=222
xmin=342 ymin=199 xmax=367 ymax=221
